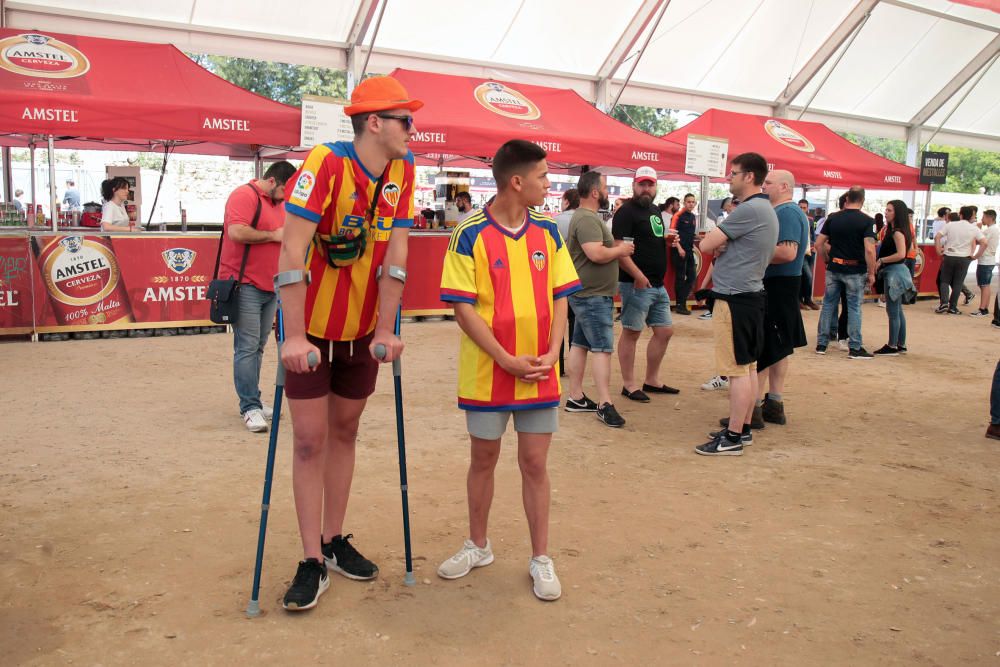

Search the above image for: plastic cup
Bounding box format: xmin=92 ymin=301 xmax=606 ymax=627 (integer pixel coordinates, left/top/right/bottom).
xmin=623 ymin=237 xmax=634 ymax=245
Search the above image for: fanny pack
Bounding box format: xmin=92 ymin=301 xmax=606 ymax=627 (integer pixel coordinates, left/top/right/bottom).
xmin=314 ymin=172 xmax=385 ymax=268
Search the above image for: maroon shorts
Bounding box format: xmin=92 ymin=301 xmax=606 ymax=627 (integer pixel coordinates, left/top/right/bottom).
xmin=285 ymin=332 xmax=379 ymax=400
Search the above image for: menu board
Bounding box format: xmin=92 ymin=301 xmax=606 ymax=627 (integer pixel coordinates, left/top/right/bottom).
xmin=685 ymin=134 xmax=729 ymax=178
xmin=301 ymin=95 xmax=354 ymax=147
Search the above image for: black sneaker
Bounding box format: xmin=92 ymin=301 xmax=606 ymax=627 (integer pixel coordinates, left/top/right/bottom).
xmin=815 ymin=344 xmax=828 ymax=355
xmin=934 ymin=304 xmax=949 ymax=314
xmin=897 ymin=345 xmax=908 ymax=354
xmin=282 ymin=558 xmax=329 ymax=611
xmin=707 ymin=428 xmax=752 ymax=445
xmin=970 ymin=309 xmax=990 ymax=318
xmin=948 ymin=307 xmax=961 ymax=315
xmin=565 ymin=394 xmax=598 ymax=412
xmin=695 ymin=432 xmax=743 ymax=456
xmin=992 ymin=321 xmax=1000 ymax=329
xmin=596 ymin=402 xmax=625 ymax=428
xmin=873 ymin=344 xmax=899 ymax=356
xmin=322 ymin=534 xmax=379 ymax=580
xmin=848 ymin=347 xmax=874 ymax=360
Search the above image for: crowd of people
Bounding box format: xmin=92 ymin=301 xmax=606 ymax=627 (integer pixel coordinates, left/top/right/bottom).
xmin=210 ymin=74 xmax=998 ymax=614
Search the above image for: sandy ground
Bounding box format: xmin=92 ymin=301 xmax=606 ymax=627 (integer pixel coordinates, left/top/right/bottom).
xmin=2 ymin=302 xmax=999 ymax=666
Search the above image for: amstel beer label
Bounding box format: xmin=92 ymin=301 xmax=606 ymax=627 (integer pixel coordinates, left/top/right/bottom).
xmin=0 ymin=33 xmax=90 ymax=78
xmin=763 ymin=120 xmax=815 ymax=153
xmin=473 ymin=82 xmax=541 ymax=120
xmin=35 ymin=236 xmax=132 ymax=325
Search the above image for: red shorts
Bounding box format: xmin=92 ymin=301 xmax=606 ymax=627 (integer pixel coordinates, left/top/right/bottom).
xmin=285 ymin=332 xmax=379 ymax=400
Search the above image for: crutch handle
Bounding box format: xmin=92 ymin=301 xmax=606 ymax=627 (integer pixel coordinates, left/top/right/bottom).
xmin=373 ymin=343 xmax=387 ymax=360
xmin=307 ymin=351 xmax=319 ymax=368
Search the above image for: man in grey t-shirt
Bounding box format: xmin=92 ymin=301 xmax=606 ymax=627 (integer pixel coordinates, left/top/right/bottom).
xmin=695 ymin=152 xmax=778 ymax=457
xmin=564 ymin=172 xmax=633 ymax=427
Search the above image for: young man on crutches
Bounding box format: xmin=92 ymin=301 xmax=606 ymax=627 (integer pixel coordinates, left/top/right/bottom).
xmin=274 ymin=76 xmax=422 ymax=611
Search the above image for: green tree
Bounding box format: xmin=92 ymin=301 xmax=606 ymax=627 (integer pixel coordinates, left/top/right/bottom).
xmin=839 ymin=132 xmax=906 ymax=163
xmin=188 ymin=54 xmax=346 ymax=106
xmin=611 ymin=104 xmax=678 ymax=137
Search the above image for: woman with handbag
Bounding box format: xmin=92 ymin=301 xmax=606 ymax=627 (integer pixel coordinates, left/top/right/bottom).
xmin=873 ymin=200 xmax=917 ymax=356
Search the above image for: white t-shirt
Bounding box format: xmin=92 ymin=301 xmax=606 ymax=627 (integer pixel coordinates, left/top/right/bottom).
xmin=930 ymin=217 xmax=947 ymax=239
xmin=553 ymin=209 xmax=575 ymax=241
xmin=979 ymin=224 xmax=1000 ymax=266
xmin=940 ymin=220 xmax=984 ymax=258
xmin=101 ymin=201 xmax=130 ymax=230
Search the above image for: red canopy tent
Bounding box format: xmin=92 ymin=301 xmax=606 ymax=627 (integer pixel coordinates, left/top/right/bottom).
xmin=661 ymin=109 xmax=927 ymax=191
xmin=388 ymin=68 xmax=685 ymax=174
xmin=0 ymin=28 xmax=301 ymax=152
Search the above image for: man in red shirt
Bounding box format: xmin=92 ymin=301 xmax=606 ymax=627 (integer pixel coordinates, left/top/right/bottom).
xmin=219 ymin=160 xmax=297 ymax=433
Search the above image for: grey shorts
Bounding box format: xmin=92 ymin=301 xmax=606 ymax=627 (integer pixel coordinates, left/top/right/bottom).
xmin=466 ymin=407 xmax=559 ymax=440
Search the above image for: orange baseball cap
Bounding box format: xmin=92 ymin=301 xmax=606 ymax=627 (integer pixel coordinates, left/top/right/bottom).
xmin=344 ymin=76 xmax=424 ymax=116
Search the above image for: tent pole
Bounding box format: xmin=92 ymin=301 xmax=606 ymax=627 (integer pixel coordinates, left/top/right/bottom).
xmin=47 ymin=135 xmax=57 ymax=232
xmin=29 ymin=138 xmax=36 ymax=220
xmin=796 ymin=10 xmax=873 ymax=121
xmin=922 ymin=187 xmax=933 ymax=241
xmin=359 ymin=0 xmax=389 ymax=81
xmin=2 ymin=147 xmax=11 ymax=204
xmin=698 ymin=175 xmax=709 ymax=232
xmin=254 ymin=150 xmax=263 ymax=180
xmin=921 ymin=51 xmax=999 ymax=150
xmin=609 ymin=0 xmax=671 ymax=115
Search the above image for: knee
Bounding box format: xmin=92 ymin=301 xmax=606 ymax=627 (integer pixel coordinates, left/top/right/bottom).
xmin=657 ymin=326 xmax=674 ymax=341
xmin=518 ymin=454 xmax=548 ymax=482
xmin=470 ymin=447 xmax=500 ymax=473
xmin=293 ymin=432 xmax=326 ymax=463
xmin=328 ymin=421 xmax=359 ymax=448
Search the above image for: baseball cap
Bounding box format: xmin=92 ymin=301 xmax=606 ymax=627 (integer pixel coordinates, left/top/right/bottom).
xmin=344 ymin=76 xmax=424 ymax=116
xmin=635 ymin=166 xmax=658 ymax=183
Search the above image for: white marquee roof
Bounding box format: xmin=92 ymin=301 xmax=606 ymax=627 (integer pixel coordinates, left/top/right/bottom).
xmin=5 ymin=0 xmax=999 ymax=152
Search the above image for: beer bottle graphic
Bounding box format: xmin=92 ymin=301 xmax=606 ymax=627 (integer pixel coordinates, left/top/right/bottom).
xmin=31 ymin=235 xmax=134 ymax=326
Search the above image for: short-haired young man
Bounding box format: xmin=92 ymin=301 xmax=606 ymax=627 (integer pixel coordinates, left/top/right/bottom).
xmin=276 ymin=76 xmax=421 ymax=611
xmin=438 ymin=140 xmax=581 ymax=601
xmin=564 ymin=170 xmax=634 ymax=427
xmin=220 ymin=159 xmax=298 ymax=432
xmin=670 ymin=193 xmax=698 ymax=315
xmin=971 ymin=210 xmax=998 ymax=318
xmin=935 ymin=205 xmax=987 ymax=314
xmin=696 ymin=153 xmax=778 ymax=456
xmin=815 ymin=187 xmax=877 ymax=358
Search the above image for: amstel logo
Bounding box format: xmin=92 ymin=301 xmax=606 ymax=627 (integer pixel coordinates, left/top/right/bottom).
xmin=763 ymin=120 xmax=815 ymax=153
xmin=0 ymin=33 xmax=90 ymax=79
xmin=913 ymin=246 xmax=925 ymax=278
xmin=474 ymin=82 xmax=541 ymax=120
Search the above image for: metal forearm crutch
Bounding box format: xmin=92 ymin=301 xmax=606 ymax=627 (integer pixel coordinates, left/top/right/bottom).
xmin=374 ymin=307 xmax=416 ymax=586
xmin=246 ymin=302 xmax=317 ymax=617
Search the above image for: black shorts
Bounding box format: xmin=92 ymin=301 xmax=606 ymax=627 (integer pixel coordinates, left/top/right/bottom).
xmin=285 ymin=332 xmax=379 ymax=400
xmin=758 ymin=275 xmax=807 ymax=372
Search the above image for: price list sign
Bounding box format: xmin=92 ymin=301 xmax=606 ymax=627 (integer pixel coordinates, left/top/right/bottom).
xmin=300 ymin=95 xmax=354 ymax=147
xmin=684 ymin=134 xmax=729 ymax=178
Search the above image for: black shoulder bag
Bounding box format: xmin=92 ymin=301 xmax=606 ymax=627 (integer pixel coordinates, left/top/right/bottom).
xmin=207 ymin=187 xmax=263 ymax=324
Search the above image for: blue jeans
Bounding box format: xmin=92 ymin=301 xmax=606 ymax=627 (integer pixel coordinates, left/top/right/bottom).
xmin=569 ymin=294 xmax=615 ymax=353
xmin=233 ymin=284 xmax=278 ymax=414
xmin=817 ymin=271 xmax=865 ymax=349
xmin=618 ymin=283 xmax=673 ymax=330
xmin=886 ymin=292 xmax=906 ymax=347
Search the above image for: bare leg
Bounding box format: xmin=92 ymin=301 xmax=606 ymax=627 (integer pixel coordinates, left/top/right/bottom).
xmin=643 ymin=325 xmax=674 ymax=387
xmin=767 ymin=357 xmax=790 ymax=396
xmin=517 ymin=432 xmax=552 ymax=557
xmin=981 ymin=283 xmax=992 ymax=312
xmin=288 ymin=395 xmax=330 ymax=560
xmin=467 ymin=436 xmax=502 ymax=548
xmin=566 ymin=345 xmax=588 ymax=400
xmin=321 ymin=395 xmax=367 ymax=541
xmin=618 ymin=328 xmax=642 ymax=392
xmin=756 ymin=366 xmax=771 ymax=401
xmin=591 ymin=352 xmax=613 ymax=406
xmin=728 ymin=371 xmax=756 ymax=432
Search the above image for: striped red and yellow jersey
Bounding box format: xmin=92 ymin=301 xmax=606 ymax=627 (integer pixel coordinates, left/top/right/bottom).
xmin=440 ymin=207 xmax=581 ymax=412
xmin=284 ymin=141 xmax=415 ymax=341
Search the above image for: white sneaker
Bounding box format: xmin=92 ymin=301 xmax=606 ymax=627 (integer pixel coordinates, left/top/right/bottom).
xmin=701 ymin=375 xmax=729 ymax=391
xmin=437 ymin=539 xmax=493 ymax=579
xmin=242 ymin=408 xmax=268 ymax=433
xmin=837 ymin=339 xmax=849 ymax=351
xmin=877 ymin=300 xmax=886 ymax=308
xmin=529 ymin=555 xmax=561 ymax=601
xmin=698 ymin=311 xmax=713 ymax=320
xmin=261 ymin=403 xmax=273 ymax=420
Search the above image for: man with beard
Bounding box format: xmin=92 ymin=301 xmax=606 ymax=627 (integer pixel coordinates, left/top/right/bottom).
xmin=564 ymin=170 xmax=634 ymax=427
xmin=455 ymin=191 xmax=475 ymax=223
xmin=612 ymin=166 xmax=679 ymax=403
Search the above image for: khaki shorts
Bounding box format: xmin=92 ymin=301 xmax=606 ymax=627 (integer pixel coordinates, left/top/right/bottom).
xmin=466 ymin=407 xmax=559 ymax=440
xmin=712 ymin=300 xmax=756 ymax=378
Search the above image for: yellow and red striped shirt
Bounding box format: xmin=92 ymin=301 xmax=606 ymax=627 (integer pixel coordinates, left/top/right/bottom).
xmin=440 ymin=208 xmax=581 ymax=411
xmin=284 ymin=141 xmax=415 ymax=341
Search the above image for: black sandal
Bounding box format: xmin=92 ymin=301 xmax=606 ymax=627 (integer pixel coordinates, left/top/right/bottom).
xmin=621 ymin=387 xmax=650 ymax=402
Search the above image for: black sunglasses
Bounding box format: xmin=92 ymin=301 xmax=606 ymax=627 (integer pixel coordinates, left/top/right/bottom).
xmin=377 ymin=114 xmax=414 ymax=131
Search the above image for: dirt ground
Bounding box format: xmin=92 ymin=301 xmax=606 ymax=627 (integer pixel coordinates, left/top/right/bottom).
xmin=2 ymin=303 xmax=999 ymax=666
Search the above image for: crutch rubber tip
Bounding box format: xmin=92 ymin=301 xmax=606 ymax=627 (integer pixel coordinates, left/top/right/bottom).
xmin=374 ymin=343 xmax=387 ymax=360
xmin=306 ymin=351 xmax=319 ymax=368
xmin=404 ymin=572 xmax=416 ymax=587
xmin=246 ymin=600 xmax=262 ymax=618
